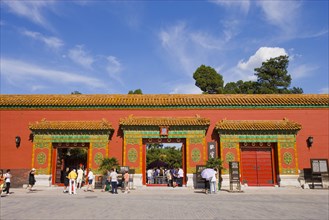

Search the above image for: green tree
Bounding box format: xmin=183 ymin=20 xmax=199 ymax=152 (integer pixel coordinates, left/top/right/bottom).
xmin=254 ymin=55 xmax=303 ymax=94
xmin=71 ymin=91 xmax=82 ymax=94
xmin=128 ymin=89 xmax=143 ymax=94
xmin=206 ymin=157 xmax=225 ymax=190
xmin=146 ymin=144 xmax=182 ymax=168
xmin=206 ymin=157 xmax=224 ymax=171
xmin=224 ymin=80 xmax=258 ymax=94
xmin=193 ymin=65 xmax=224 ymax=94
xmin=223 ymin=56 xmax=303 ymax=94
xmin=98 ymin=157 xmax=119 ymax=175
xmin=290 ymin=86 xmax=304 ymax=94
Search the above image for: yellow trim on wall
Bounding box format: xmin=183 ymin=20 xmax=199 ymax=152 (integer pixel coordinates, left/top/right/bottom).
xmin=123 ymin=137 xmax=126 ymax=166
xmin=47 ymin=142 xmax=52 ymax=174
xmin=89 ymin=143 xmax=93 ymax=169
xmin=186 ymin=137 xmax=190 ymax=171
xmin=277 ymin=142 xmax=282 ymax=174
xmin=139 ymin=137 xmax=142 ymax=174
xmin=236 ymin=142 xmax=240 ymax=163
xmin=31 ymin=143 xmax=35 ymax=169
xmin=294 ymin=142 xmax=299 ymax=173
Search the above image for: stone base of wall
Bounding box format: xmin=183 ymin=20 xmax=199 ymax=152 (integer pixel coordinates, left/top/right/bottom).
xmin=186 ymin=173 xmax=194 ymax=188
xmin=0 ymin=168 xmax=30 ymax=188
xmin=35 ymin=175 xmax=52 ymax=187
xmin=220 ymin=174 xmax=301 ymax=189
xmin=279 ymin=175 xmax=300 ymax=187
xmin=131 ymin=174 xmax=143 ymax=188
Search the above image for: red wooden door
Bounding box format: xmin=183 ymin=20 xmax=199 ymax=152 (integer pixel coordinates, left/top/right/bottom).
xmin=240 ymin=147 xmax=274 ymax=186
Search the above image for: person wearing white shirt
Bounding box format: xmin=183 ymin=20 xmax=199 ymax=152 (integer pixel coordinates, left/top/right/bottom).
xmin=109 ymin=168 xmax=118 ymax=194
xmin=84 ymin=168 xmax=94 ymax=192
xmin=210 ymin=169 xmax=217 ymax=194
xmin=177 ymin=167 xmax=184 ymax=187
xmin=76 ymin=167 xmax=84 ymax=189
xmin=3 ymin=169 xmax=12 ymax=195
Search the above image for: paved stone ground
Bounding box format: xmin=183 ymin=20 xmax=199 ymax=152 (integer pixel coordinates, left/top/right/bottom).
xmin=0 ymin=186 xmax=328 ymax=220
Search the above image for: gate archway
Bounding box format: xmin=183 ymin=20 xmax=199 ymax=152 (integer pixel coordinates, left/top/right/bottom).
xmin=215 ymin=118 xmax=302 ymax=187
xmin=29 ymin=119 xmax=114 ymax=186
xmin=120 ymin=115 xmax=210 ymax=187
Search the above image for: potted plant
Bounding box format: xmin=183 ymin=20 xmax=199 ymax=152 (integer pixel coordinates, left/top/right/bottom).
xmin=98 ymin=157 xmax=119 ymax=189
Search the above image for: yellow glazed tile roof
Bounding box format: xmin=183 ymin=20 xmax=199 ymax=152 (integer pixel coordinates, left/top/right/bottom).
xmin=215 ymin=118 xmax=302 ymax=131
xmin=0 ymin=94 xmax=328 ymax=109
xmin=29 ymin=118 xmax=113 ymax=130
xmin=120 ymin=115 xmax=210 ymax=126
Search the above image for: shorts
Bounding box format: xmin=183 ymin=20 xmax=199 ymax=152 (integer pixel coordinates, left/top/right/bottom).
xmin=88 ymin=179 xmax=93 ymax=185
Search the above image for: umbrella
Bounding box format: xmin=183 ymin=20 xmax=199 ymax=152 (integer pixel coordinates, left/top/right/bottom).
xmin=147 ymin=160 xmax=168 ymax=169
xmin=201 ymin=168 xmax=215 ymax=180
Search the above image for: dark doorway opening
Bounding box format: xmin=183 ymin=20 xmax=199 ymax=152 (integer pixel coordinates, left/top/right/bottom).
xmin=52 ymin=143 xmax=88 ymax=185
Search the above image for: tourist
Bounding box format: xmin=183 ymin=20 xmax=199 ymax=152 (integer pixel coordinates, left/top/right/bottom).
xmin=165 ymin=169 xmax=172 ymax=187
xmin=76 ymin=166 xmax=84 ymax=189
xmin=153 ymin=168 xmax=159 ymax=184
xmin=102 ymin=170 xmax=111 ymax=192
xmin=210 ymin=168 xmax=217 ymax=194
xmin=3 ymin=169 xmax=12 ymax=195
xmin=109 ymin=168 xmax=118 ymax=194
xmin=84 ymin=168 xmax=94 ymax=192
xmin=123 ymin=170 xmax=130 ymax=193
xmin=177 ymin=167 xmax=184 ymax=187
xmin=68 ymin=168 xmax=77 ymax=195
xmin=0 ymin=170 xmax=4 ymax=196
xmin=147 ymin=168 xmax=153 ymax=184
xmin=63 ymin=167 xmax=70 ymax=193
xmin=27 ymin=168 xmax=36 ymax=191
xmin=172 ymin=168 xmax=178 ymax=187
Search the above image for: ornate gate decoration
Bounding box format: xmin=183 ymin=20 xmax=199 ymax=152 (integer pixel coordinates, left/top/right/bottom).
xmin=216 ymin=118 xmax=302 ymax=177
xmin=119 ymin=115 xmax=210 ymax=174
xmin=29 ymin=119 xmax=114 ymax=175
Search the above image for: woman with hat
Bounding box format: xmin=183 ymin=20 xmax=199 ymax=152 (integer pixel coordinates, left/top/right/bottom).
xmin=27 ymin=168 xmax=36 ymax=191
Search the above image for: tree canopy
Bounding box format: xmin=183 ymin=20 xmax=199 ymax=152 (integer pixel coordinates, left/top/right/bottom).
xmin=146 ymin=143 xmax=182 ymax=169
xmin=194 ymin=55 xmax=303 ymax=94
xmin=254 ymin=55 xmax=302 ymax=94
xmin=128 ymin=89 xmax=143 ymax=94
xmin=193 ymin=65 xmax=224 ymax=94
xmin=224 ymin=80 xmax=257 ymax=94
xmin=71 ymin=91 xmax=82 ymax=94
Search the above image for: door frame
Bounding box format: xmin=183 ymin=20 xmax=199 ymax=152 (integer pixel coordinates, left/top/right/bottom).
xmin=142 ymin=138 xmax=187 ymax=186
xmin=51 ymin=144 xmax=89 ymax=186
xmin=240 ymin=143 xmax=278 ymax=186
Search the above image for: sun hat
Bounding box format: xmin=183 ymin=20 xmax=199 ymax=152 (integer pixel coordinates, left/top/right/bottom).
xmin=32 ymin=168 xmax=36 ymax=171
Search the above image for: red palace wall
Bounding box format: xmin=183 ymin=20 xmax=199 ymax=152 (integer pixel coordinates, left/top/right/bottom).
xmin=0 ymin=108 xmax=328 ymax=171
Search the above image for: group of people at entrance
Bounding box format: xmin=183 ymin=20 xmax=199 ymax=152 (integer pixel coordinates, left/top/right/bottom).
xmin=62 ymin=166 xmax=94 ymax=195
xmin=102 ymin=169 xmax=130 ymax=194
xmin=147 ymin=167 xmax=184 ymax=187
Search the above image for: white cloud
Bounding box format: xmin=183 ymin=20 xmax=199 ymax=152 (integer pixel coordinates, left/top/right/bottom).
xmin=106 ymin=56 xmax=123 ymax=83
xmin=159 ymin=22 xmax=230 ymax=76
xmin=210 ymin=0 xmax=250 ymax=14
xmin=257 ymin=1 xmax=301 ymax=34
xmin=238 ymin=47 xmax=288 ymax=71
xmin=68 ymin=45 xmax=94 ymax=69
xmin=224 ymin=47 xmax=288 ymax=83
xmin=319 ymin=87 xmax=329 ymax=94
xmin=289 ymin=64 xmax=319 ymax=80
xmin=2 ymin=1 xmax=55 ymax=28
xmin=0 ymin=58 xmax=105 ymax=89
xmin=159 ymin=22 xmax=197 ymax=75
xmin=22 ymin=30 xmax=63 ymax=49
xmin=169 ymin=83 xmax=202 ymax=94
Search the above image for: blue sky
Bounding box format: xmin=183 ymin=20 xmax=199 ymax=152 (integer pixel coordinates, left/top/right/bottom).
xmin=1 ymin=0 xmax=328 ymax=94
